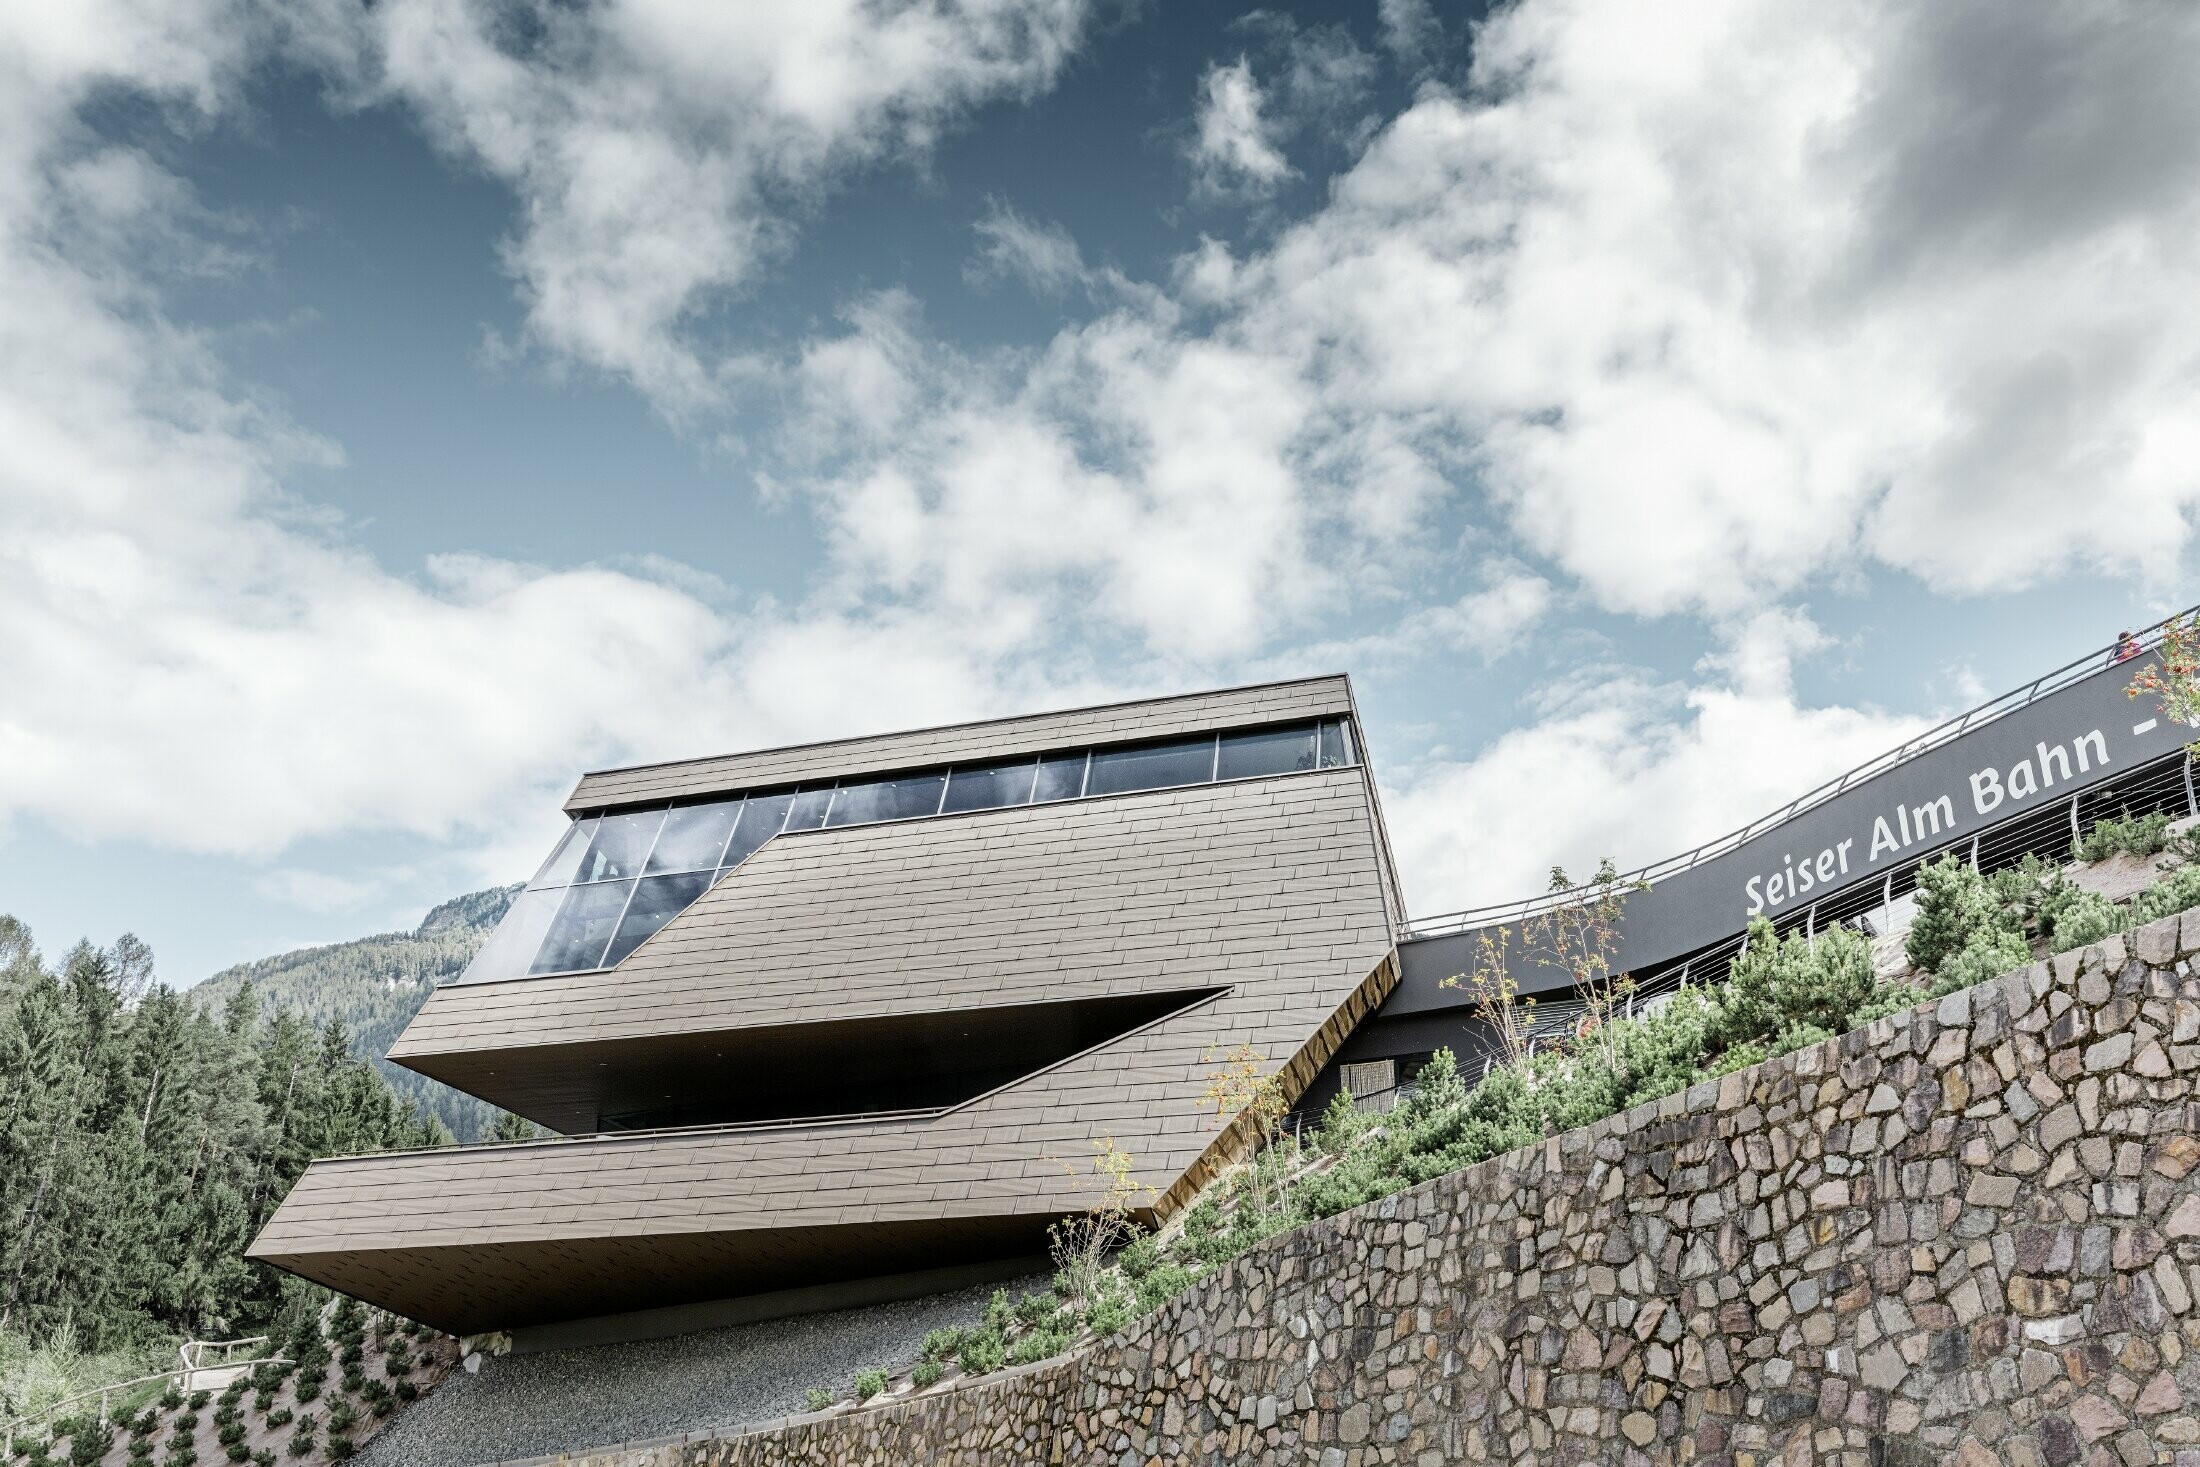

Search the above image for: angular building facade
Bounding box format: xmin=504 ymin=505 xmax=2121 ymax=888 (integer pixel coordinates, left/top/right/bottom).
xmin=251 ymin=624 xmax=2200 ymax=1343
xmin=249 ymin=678 xmax=1405 ymax=1339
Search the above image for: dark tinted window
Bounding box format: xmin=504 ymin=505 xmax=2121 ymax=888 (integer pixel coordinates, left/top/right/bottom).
xmin=941 ymin=758 xmax=1039 ymax=814
xmin=827 ymin=773 xmax=947 ymax=826
xmin=784 ymin=788 xmax=834 ymax=831
xmin=1217 ymin=724 xmax=1318 ymax=780
xmin=575 ymin=810 xmax=663 ymax=883
xmin=1086 ymin=736 xmax=1216 ymax=796
xmin=720 ymin=792 xmax=793 ymax=869
xmin=646 ymin=800 xmax=742 ymax=873
xmin=1032 ymin=752 xmax=1088 ymax=803
xmin=531 ymin=880 xmax=634 ymax=973
xmin=603 ymin=871 xmax=713 ymax=966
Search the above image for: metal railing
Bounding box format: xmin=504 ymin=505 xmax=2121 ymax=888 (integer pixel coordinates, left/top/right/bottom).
xmin=1406 ymin=607 xmax=2196 ymax=941
xmin=2 ymin=1340 xmax=287 ymax=1454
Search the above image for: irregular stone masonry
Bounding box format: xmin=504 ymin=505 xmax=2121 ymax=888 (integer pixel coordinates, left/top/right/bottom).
xmin=549 ymin=913 xmax=2200 ymax=1467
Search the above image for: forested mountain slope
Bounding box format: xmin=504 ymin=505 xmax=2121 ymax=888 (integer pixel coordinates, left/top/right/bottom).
xmin=192 ymin=888 xmax=520 ymax=1142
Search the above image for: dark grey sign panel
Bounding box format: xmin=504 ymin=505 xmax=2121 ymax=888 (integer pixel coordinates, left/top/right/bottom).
xmin=1391 ymin=657 xmax=2187 ymax=1012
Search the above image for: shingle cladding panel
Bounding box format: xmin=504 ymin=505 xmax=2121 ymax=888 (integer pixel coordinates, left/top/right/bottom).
xmin=398 ymin=765 xmax=1380 ymax=1057
xmin=562 ymin=676 xmax=1351 ymax=812
xmin=251 ymin=757 xmax=1399 ymax=1332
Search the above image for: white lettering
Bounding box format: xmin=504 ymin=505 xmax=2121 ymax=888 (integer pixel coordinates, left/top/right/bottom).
xmin=1767 ymin=873 xmax=1786 ymax=906
xmin=1837 ymin=838 xmax=1854 ymax=874
xmin=2075 ymin=728 xmax=2108 ymax=772
xmin=2037 ymin=740 xmax=2072 ymax=788
xmin=1817 ymin=850 xmax=1837 ymax=883
xmin=1746 ymin=874 xmax=1765 ymax=916
xmin=1970 ymin=768 xmax=2005 ymax=815
xmin=1912 ymin=795 xmax=1953 ymax=838
xmin=1797 ymin=860 xmax=1815 ymax=894
xmin=2008 ymin=759 xmax=2038 ymax=800
xmin=1870 ymin=816 xmax=1901 ymax=860
xmin=1899 ymin=802 xmax=1912 ymax=845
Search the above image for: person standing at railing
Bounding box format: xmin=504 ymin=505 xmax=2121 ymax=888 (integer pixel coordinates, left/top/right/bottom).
xmin=2114 ymin=630 xmax=2144 ymax=664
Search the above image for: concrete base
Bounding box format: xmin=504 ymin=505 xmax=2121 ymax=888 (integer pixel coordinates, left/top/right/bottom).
xmin=506 ymin=1253 xmax=1048 ymax=1355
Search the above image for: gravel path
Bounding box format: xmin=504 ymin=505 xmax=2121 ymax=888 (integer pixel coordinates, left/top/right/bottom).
xmin=357 ymin=1274 xmax=1046 ymax=1467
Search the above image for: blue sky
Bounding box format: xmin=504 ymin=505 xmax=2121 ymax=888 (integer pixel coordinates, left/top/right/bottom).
xmin=2 ymin=0 xmax=2195 ymax=984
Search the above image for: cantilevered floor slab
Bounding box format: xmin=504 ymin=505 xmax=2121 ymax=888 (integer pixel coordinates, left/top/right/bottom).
xmin=389 ymin=767 xmax=1405 ymax=1130
xmin=250 ymin=766 xmax=1400 ymax=1334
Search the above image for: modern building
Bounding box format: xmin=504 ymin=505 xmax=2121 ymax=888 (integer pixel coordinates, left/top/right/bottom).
xmin=250 ymin=625 xmax=2195 ymax=1344
xmin=249 ymin=678 xmax=1406 ymax=1342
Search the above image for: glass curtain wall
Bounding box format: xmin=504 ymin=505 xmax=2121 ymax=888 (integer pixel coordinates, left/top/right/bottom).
xmin=461 ymin=717 xmax=1360 ymax=984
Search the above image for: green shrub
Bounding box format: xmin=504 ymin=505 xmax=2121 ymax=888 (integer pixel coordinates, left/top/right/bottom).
xmin=264 ymin=1409 xmax=291 ymax=1429
xmin=391 ymin=1381 xmax=416 ymax=1405
xmin=325 ymin=1437 xmax=354 ymax=1462
xmin=1115 ymin=1235 xmax=1160 ymax=1282
xmin=957 ymin=1329 xmax=1005 ymax=1377
xmin=1014 ymin=1291 xmax=1062 ymax=1329
xmin=67 ymin=1422 xmax=112 ymax=1467
xmin=910 ymin=1360 xmax=943 ymax=1389
xmin=2047 ymin=893 xmax=2127 ymax=955
xmin=2134 ymin=862 xmax=2200 ymax=925
xmin=326 ymin=1403 xmax=356 ymax=1435
xmin=851 ymin=1369 xmax=887 ymax=1402
xmin=1133 ymin=1260 xmax=1197 ymax=1314
xmin=1007 ymin=1328 xmax=1073 ymax=1366
xmin=171 ymin=1412 xmax=199 ymax=1435
xmin=1312 ymin=1089 xmax=1370 ymax=1156
xmin=187 ymin=1393 xmax=208 ymax=1412
xmin=161 ymin=1444 xmax=196 ymax=1467
xmin=1083 ymin=1276 xmax=1135 ymax=1338
xmin=1934 ymin=926 xmax=2036 ymax=988
xmin=2076 ymin=811 xmax=2172 ymax=862
xmin=160 ymin=1389 xmax=184 ymax=1411
xmin=804 ymin=1388 xmax=833 ymax=1412
xmin=1713 ymin=920 xmax=1875 ymax=1053
xmin=224 ymin=1445 xmax=249 ymax=1464
xmin=982 ymin=1289 xmax=1014 ymax=1334
xmin=1906 ymin=855 xmax=2007 ymax=972
xmin=253 ymin=1454 xmax=274 ymax=1467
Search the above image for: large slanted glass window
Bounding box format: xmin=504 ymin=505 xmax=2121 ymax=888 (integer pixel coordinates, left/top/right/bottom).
xmin=604 ymin=870 xmax=713 ymax=966
xmin=1218 ymin=723 xmax=1319 ymax=780
xmin=783 ymin=788 xmax=833 ymax=832
xmin=574 ymin=809 xmax=664 ymax=883
xmin=1086 ymin=735 xmax=1216 ymax=797
xmin=720 ymin=792 xmax=794 ymax=871
xmin=941 ymin=757 xmax=1039 ymax=814
xmin=457 ymin=711 xmax=1364 ymax=984
xmin=531 ymin=880 xmax=634 ymax=974
xmin=827 ymin=772 xmax=947 ymax=827
xmin=461 ymin=886 xmax=564 ymax=983
xmin=647 ymin=799 xmax=742 ymax=874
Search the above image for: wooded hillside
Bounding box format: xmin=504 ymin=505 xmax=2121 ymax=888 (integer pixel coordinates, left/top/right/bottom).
xmin=0 ymin=918 xmax=447 ymax=1351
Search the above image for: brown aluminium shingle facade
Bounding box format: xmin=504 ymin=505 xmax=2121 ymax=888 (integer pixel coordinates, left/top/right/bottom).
xmin=247 ymin=677 xmax=1405 ymax=1337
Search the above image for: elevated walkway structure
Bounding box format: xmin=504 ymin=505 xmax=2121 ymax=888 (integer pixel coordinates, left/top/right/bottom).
xmin=1307 ymin=611 xmax=2199 ymax=1109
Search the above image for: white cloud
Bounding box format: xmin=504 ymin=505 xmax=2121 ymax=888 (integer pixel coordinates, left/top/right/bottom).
xmin=1383 ymin=617 xmax=1928 ymax=916
xmin=966 ymin=200 xmax=1088 ymax=297
xmin=1190 ymin=58 xmax=1292 ymax=198
xmin=292 ymin=0 xmax=1092 ymax=414
xmin=1208 ymin=0 xmax=2200 ymax=616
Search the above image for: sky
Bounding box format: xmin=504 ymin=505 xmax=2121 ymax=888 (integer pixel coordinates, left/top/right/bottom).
xmin=3 ymin=0 xmax=2198 ymax=985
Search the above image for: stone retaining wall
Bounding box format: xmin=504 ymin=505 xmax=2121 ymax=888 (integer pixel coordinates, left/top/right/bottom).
xmin=557 ymin=914 xmax=2200 ymax=1466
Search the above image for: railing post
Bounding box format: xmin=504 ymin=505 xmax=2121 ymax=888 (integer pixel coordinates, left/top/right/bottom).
xmin=1970 ymin=834 xmax=1980 ymax=871
xmin=2185 ymin=754 xmax=2196 ymax=820
xmin=1881 ymin=874 xmax=1893 ymax=936
xmin=2070 ymin=795 xmax=2081 ymax=849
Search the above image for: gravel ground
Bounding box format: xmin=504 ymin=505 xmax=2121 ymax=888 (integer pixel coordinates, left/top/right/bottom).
xmin=357 ymin=1273 xmax=1047 ymax=1467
